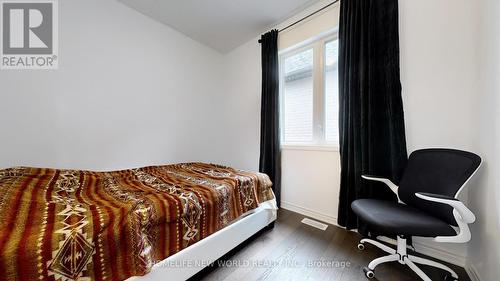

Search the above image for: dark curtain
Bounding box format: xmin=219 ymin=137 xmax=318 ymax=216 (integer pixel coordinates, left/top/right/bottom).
xmin=259 ymin=30 xmax=281 ymax=207
xmin=337 ymin=0 xmax=408 ymax=231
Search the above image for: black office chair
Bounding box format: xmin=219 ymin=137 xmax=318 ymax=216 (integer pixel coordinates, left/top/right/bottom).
xmin=351 ymin=149 xmax=481 ymax=281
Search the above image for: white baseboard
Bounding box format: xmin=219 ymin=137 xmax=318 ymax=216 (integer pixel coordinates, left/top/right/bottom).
xmin=412 ymin=240 xmax=466 ymax=267
xmin=281 ymin=201 xmax=337 ymax=226
xmin=465 ymin=262 xmax=483 ymax=281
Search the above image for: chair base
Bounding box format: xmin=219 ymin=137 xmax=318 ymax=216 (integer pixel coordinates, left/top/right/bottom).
xmin=358 ymin=236 xmax=459 ymax=281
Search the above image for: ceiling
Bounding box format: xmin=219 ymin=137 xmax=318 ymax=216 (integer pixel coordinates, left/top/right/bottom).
xmin=119 ymin=0 xmax=322 ymax=53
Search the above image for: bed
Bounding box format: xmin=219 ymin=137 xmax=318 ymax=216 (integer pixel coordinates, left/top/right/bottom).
xmin=0 ymin=163 xmax=277 ymax=281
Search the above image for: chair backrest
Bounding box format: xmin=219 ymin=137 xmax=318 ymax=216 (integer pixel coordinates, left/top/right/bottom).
xmin=398 ymin=149 xmax=481 ymax=226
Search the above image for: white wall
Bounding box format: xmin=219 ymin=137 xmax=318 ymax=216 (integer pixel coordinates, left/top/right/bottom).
xmin=398 ymin=0 xmax=481 ymax=265
xmin=0 ymin=0 xmax=227 ymax=170
xmin=281 ymin=149 xmax=340 ymax=225
xmin=399 ymin=0 xmax=480 ymax=152
xmin=216 ymin=40 xmax=263 ymax=171
xmin=466 ymin=0 xmax=500 ymax=280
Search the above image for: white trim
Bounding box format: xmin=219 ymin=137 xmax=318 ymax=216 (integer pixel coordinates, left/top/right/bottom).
xmin=281 ymin=201 xmax=337 ymax=225
xmin=281 ymin=144 xmax=339 ymax=152
xmin=465 ymin=261 xmax=483 ymax=281
xmin=313 ymin=36 xmax=325 ymax=142
xmin=128 ymin=200 xmax=277 ymax=281
xmin=279 ymin=28 xmax=338 ymax=55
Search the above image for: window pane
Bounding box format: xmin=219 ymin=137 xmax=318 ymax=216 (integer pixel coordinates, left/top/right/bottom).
xmin=283 ymin=48 xmax=314 ymax=144
xmin=325 ymin=40 xmax=339 ymax=144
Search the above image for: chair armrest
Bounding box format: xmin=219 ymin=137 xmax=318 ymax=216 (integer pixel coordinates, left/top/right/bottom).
xmin=415 ymin=192 xmax=475 ymax=223
xmin=361 ymin=175 xmax=399 ymax=197
xmin=416 ymin=192 xmax=459 ymax=201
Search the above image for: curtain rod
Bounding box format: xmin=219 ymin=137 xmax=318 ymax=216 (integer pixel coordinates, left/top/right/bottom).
xmin=259 ymin=0 xmax=340 ymax=43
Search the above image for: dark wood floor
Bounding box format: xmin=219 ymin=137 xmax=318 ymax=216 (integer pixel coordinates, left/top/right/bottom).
xmin=191 ymin=209 xmax=471 ymax=281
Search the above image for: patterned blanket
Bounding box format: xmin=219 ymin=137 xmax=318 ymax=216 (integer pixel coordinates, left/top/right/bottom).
xmin=0 ymin=163 xmax=274 ymax=281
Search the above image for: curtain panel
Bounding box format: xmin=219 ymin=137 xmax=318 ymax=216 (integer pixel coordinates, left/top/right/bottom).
xmin=259 ymin=30 xmax=281 ymax=207
xmin=337 ymin=0 xmax=408 ymax=231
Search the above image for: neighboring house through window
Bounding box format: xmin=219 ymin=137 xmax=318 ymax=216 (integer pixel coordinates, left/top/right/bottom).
xmin=280 ymin=32 xmax=339 ymax=148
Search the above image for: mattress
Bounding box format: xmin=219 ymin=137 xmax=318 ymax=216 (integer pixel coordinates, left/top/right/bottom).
xmin=0 ymin=163 xmax=274 ymax=281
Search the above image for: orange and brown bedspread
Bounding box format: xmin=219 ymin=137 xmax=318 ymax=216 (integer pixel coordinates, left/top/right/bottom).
xmin=0 ymin=163 xmax=274 ymax=281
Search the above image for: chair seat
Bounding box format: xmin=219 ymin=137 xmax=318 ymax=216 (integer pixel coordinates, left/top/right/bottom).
xmin=351 ymin=199 xmax=456 ymax=237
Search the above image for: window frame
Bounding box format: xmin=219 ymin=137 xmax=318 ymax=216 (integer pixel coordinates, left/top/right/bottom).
xmin=279 ymin=30 xmax=339 ymax=151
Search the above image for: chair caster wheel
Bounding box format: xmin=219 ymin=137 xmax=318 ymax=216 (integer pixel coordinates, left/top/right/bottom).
xmin=363 ymin=267 xmax=375 ymax=279
xmin=357 ymin=243 xmax=365 ymax=251
xmin=444 ymin=274 xmax=458 ymax=281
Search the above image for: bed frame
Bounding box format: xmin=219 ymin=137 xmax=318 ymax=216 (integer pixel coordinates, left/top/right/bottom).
xmin=128 ymin=200 xmax=277 ymax=281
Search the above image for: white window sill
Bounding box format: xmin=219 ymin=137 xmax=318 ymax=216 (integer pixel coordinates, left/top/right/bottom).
xmin=281 ymin=144 xmax=340 ymax=152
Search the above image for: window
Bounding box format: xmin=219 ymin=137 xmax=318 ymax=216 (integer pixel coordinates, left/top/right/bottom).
xmin=282 ymin=48 xmax=314 ymax=143
xmin=280 ymin=33 xmax=339 ymax=148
